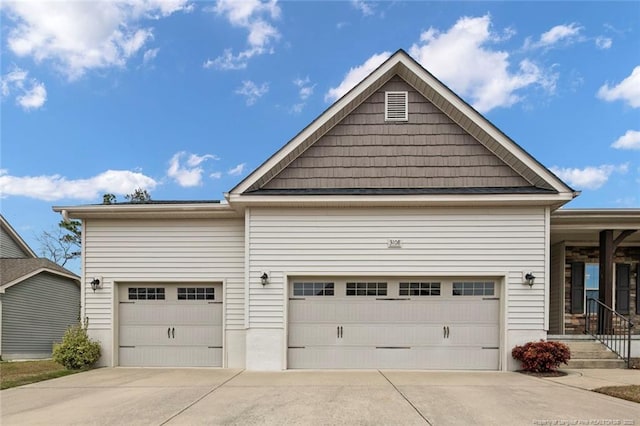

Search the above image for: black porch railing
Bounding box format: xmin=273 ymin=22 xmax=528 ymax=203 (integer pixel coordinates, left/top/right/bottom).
xmin=585 ymin=298 xmax=634 ymax=367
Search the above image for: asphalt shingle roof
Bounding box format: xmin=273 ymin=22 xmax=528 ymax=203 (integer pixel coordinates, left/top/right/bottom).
xmin=0 ymin=258 xmax=79 ymax=286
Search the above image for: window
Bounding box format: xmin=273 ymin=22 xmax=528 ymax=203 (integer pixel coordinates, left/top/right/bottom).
xmin=452 ymin=282 xmax=494 ymax=296
xmin=385 ymin=91 xmax=408 ymax=121
xmin=293 ymin=282 xmax=334 ymax=296
xmin=585 ymin=263 xmax=599 ymax=304
xmin=346 ymin=282 xmax=387 ymax=296
xmin=177 ymin=287 xmax=215 ymax=300
xmin=399 ymin=282 xmax=441 ymax=296
xmin=128 ymin=287 xmax=165 ymax=300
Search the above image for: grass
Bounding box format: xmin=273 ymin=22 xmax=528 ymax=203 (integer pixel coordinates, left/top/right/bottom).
xmin=594 ymin=385 xmax=640 ymax=404
xmin=0 ymin=359 xmax=79 ymax=390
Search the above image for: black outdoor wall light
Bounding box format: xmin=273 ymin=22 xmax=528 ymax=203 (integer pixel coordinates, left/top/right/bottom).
xmin=90 ymin=277 xmax=102 ymax=292
xmin=260 ymin=272 xmax=269 ymax=286
xmin=524 ymin=272 xmax=536 ymax=287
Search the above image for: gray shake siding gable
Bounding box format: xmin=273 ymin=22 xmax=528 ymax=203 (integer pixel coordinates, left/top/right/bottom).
xmin=262 ymin=76 xmax=532 ymax=191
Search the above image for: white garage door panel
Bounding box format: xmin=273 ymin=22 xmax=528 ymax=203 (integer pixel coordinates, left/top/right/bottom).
xmin=288 ymin=347 xmax=498 ymax=370
xmin=119 ymin=304 xmax=222 ymax=325
xmin=119 ymin=346 xmax=222 ymax=367
xmin=118 ymin=284 xmax=223 ymax=367
xmin=288 ymin=279 xmax=500 ymax=370
xmin=119 ymin=325 xmax=222 ymax=346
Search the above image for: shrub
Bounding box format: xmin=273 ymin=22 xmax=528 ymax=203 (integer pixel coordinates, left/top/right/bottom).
xmin=512 ymin=340 xmax=571 ymax=373
xmin=53 ymin=319 xmax=101 ymax=370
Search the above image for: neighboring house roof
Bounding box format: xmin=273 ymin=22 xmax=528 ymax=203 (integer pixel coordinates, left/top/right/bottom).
xmin=0 ymin=214 xmax=37 ymax=258
xmin=0 ymin=258 xmax=80 ymax=292
xmin=228 ymin=49 xmax=575 ymax=208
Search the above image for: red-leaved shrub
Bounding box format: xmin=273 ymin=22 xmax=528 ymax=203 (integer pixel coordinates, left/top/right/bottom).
xmin=512 ymin=340 xmax=571 ymax=372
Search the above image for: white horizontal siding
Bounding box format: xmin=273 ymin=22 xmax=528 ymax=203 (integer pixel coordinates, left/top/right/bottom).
xmin=84 ymin=219 xmax=244 ymax=331
xmin=248 ymin=207 xmax=546 ymax=330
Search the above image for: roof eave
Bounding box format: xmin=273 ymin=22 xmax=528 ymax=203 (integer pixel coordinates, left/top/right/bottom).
xmin=52 ymin=203 xmax=242 ymax=220
xmin=227 ymin=192 xmax=575 ymax=209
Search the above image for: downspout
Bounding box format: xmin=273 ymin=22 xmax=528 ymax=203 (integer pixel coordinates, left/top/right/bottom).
xmin=544 ymin=207 xmax=551 ymax=332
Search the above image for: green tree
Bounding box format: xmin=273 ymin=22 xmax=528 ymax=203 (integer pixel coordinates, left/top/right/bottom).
xmin=37 ymin=219 xmax=81 ymax=267
xmin=125 ymin=188 xmax=151 ymax=203
xmin=102 ymin=193 xmax=116 ymax=204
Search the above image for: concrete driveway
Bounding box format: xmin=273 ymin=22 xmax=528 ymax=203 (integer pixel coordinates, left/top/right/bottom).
xmin=1 ymin=368 xmax=638 ymax=425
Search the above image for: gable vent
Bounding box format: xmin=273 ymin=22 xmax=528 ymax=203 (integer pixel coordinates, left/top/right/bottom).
xmin=385 ymin=91 xmax=408 ymax=121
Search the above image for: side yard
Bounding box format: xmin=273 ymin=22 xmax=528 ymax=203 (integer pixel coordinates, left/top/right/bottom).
xmin=1 ymin=360 xmax=78 ymax=390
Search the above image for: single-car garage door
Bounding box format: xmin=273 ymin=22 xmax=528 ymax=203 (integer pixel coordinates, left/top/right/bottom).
xmin=118 ymin=283 xmax=222 ymax=367
xmin=288 ymin=278 xmax=500 ymax=370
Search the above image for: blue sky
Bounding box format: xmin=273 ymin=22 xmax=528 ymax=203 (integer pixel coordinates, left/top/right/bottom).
xmin=1 ymin=1 xmax=639 ymax=266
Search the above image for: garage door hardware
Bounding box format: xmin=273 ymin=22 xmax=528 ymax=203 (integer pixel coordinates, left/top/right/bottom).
xmin=167 ymin=327 xmax=175 ymax=338
xmin=208 ymin=346 xmax=223 ymax=349
xmin=376 ymin=346 xmax=411 ymax=349
xmin=119 ymin=346 xmax=135 ymax=348
xmin=375 ymin=298 xmax=410 ymax=301
xmin=482 ymin=347 xmax=499 ymax=350
xmin=483 ymin=297 xmax=499 ymax=300
xmin=337 ymin=326 xmax=343 ymax=338
xmin=443 ymin=326 xmax=450 ymax=338
xmin=288 ymin=346 xmax=306 ymax=349
xmin=289 ymin=297 xmax=305 ymax=300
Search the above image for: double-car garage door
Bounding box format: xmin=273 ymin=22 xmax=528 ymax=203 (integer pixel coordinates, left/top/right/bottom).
xmin=288 ymin=278 xmax=500 ymax=370
xmin=118 ymin=284 xmax=222 ymax=367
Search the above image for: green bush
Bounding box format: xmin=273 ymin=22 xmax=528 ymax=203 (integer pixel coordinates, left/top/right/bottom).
xmin=512 ymin=340 xmax=571 ymax=373
xmin=53 ymin=319 xmax=101 ymax=370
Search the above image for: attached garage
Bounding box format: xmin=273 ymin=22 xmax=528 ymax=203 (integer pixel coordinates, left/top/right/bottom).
xmin=288 ymin=278 xmax=500 ymax=370
xmin=118 ymin=283 xmax=223 ymax=367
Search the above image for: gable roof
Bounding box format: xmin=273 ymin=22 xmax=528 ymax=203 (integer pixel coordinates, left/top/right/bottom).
xmin=0 ymin=214 xmax=37 ymax=258
xmin=0 ymin=258 xmax=80 ymax=292
xmin=228 ymin=49 xmax=575 ymax=207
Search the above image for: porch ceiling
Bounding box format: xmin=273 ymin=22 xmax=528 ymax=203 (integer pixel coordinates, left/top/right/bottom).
xmin=551 ymin=209 xmax=640 ymax=245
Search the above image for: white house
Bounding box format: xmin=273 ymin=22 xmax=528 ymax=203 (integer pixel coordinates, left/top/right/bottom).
xmin=54 ymin=50 xmax=639 ymax=371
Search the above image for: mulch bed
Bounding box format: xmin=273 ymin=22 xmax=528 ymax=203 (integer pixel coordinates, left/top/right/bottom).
xmin=516 ymin=370 xmax=568 ymax=377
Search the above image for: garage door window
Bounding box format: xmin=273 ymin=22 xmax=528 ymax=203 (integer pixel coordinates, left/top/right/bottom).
xmin=399 ymin=282 xmax=441 ymax=296
xmin=346 ymin=282 xmax=387 ymax=296
xmin=452 ymin=282 xmax=494 ymax=296
xmin=128 ymin=287 xmax=165 ymax=300
xmin=293 ymin=282 xmax=334 ymax=296
xmin=177 ymin=287 xmax=215 ymax=300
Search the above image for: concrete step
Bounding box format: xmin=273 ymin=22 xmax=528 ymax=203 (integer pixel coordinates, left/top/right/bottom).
xmin=565 ymin=359 xmax=626 ymax=369
xmin=548 ymin=338 xmax=627 ymax=368
xmin=569 ymin=350 xmax=619 ymax=359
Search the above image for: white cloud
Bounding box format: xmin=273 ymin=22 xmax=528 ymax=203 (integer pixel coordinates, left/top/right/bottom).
xmin=0 ymin=169 xmax=157 ymax=201
xmin=408 ymin=15 xmax=556 ymax=112
xmin=325 ymin=51 xmax=391 ymax=102
xmin=2 ymin=0 xmax=190 ymax=80
xmin=228 ymin=163 xmax=246 ymax=176
xmin=142 ymin=48 xmax=160 ymax=64
xmin=595 ymin=36 xmax=612 ymax=50
xmin=210 ymin=172 xmax=223 ymax=179
xmin=289 ymin=76 xmax=315 ymax=113
xmin=294 ymin=76 xmax=315 ymax=100
xmin=1 ymin=67 xmax=47 ymax=110
xmin=351 ymin=0 xmax=374 ymax=16
xmin=167 ymin=151 xmax=219 ymax=187
xmin=551 ymin=164 xmax=629 ymax=190
xmin=611 ymin=130 xmax=640 ymax=150
xmin=235 ymin=80 xmax=269 ymax=105
xmin=525 ymin=23 xmax=583 ymax=50
xmin=597 ymin=66 xmax=640 ymax=108
xmin=206 ymin=0 xmax=280 ymax=70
